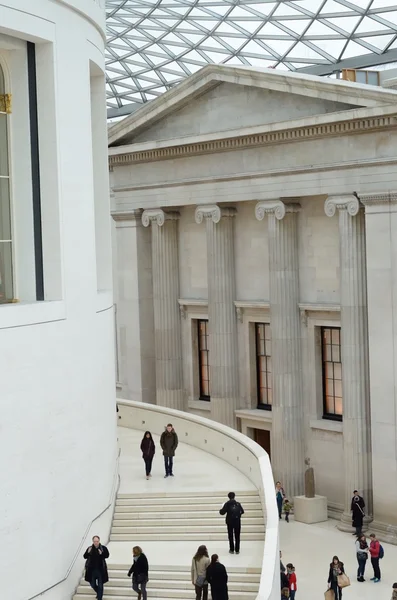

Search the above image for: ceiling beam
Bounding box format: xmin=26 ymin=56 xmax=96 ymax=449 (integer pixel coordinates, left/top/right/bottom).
xmin=107 ymin=103 xmax=142 ymax=119
xmin=298 ymin=49 xmax=397 ymax=76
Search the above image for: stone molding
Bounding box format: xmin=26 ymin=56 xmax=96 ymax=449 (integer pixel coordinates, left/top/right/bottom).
xmin=111 ymin=209 xmax=143 ymax=227
xmin=324 ymin=195 xmax=361 ymax=217
xmin=108 ymin=115 xmax=397 ymax=166
xmin=141 ymin=208 xmax=180 ymax=227
xmin=194 ymin=204 xmax=236 ymax=224
xmin=255 ymin=200 xmax=301 ymax=221
xmin=359 ymin=191 xmax=397 ymax=205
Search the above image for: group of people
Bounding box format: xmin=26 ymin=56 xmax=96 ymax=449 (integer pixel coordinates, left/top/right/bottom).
xmin=191 ymin=546 xmax=229 ymax=600
xmin=280 ymin=552 xmax=297 ymax=599
xmin=275 ymin=481 xmax=292 ymax=523
xmin=140 ymin=424 xmax=178 ymax=479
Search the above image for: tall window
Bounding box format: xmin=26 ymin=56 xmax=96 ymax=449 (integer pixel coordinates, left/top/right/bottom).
xmin=0 ymin=63 xmax=13 ymax=303
xmin=322 ymin=327 xmax=343 ymax=420
xmin=198 ymin=319 xmax=210 ymax=400
xmin=256 ymin=323 xmax=272 ymax=410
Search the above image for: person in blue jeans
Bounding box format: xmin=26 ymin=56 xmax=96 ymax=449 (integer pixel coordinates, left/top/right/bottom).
xmin=83 ymin=535 xmax=110 ymax=600
xmin=128 ymin=546 xmax=149 ymax=600
xmin=275 ymin=482 xmax=285 ymax=520
xmin=160 ymin=423 xmax=178 ymax=478
xmin=355 ymin=534 xmax=369 ymax=582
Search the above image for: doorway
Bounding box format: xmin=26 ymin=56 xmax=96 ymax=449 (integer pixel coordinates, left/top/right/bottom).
xmin=254 ymin=428 xmax=271 ymax=459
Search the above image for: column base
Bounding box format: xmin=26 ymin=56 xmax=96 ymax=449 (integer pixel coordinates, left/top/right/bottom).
xmin=337 ymin=511 xmax=373 ymax=534
xmin=294 ymin=495 xmax=328 ymax=524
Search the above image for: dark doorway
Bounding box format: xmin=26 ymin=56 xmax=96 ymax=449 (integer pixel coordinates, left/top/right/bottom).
xmin=254 ymin=429 xmax=271 ymax=459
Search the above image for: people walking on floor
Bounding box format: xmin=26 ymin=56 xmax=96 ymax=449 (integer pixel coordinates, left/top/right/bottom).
xmin=283 ymin=498 xmax=292 ymax=523
xmin=206 ymin=554 xmax=229 ymax=600
xmin=351 ymin=490 xmax=365 ymax=536
xmin=83 ymin=535 xmax=109 ymax=600
xmin=391 ymin=582 xmax=397 ymax=600
xmin=327 ymin=556 xmax=345 ymax=600
xmin=276 ymin=482 xmax=285 ymax=520
xmin=355 ymin=534 xmax=369 ymax=582
xmin=141 ymin=431 xmax=155 ymax=479
xmin=286 ymin=563 xmax=297 ymax=600
xmin=219 ymin=491 xmax=244 ymax=554
xmin=160 ymin=423 xmax=178 ymax=478
xmin=191 ymin=545 xmax=211 ymax=600
xmin=369 ymin=533 xmax=382 ymax=582
xmin=128 ymin=546 xmax=149 ymax=600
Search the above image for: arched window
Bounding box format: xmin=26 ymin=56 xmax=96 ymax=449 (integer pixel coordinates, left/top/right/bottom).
xmin=0 ymin=62 xmax=13 ymax=303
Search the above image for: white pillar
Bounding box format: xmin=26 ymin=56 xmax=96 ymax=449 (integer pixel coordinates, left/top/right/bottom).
xmin=325 ymin=195 xmax=372 ymax=529
xmin=195 ymin=205 xmax=239 ymax=428
xmin=142 ymin=209 xmax=184 ymax=410
xmin=255 ymin=200 xmax=305 ymax=498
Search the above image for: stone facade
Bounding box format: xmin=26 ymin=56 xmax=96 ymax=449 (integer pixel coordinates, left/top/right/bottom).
xmin=110 ymin=65 xmax=397 ymax=540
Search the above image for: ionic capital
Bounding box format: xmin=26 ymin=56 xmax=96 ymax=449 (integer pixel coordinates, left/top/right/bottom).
xmin=195 ymin=205 xmax=236 ymax=224
xmin=255 ymin=200 xmax=300 ymax=221
xmin=142 ymin=209 xmax=180 ymax=227
xmin=324 ymin=195 xmax=361 ymax=218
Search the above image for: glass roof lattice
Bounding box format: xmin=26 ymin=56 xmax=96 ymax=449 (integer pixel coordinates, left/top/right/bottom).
xmin=105 ymin=0 xmax=397 ymax=116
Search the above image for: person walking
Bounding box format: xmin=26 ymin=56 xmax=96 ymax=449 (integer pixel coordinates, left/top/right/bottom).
xmin=191 ymin=545 xmax=210 ymax=600
xmin=160 ymin=423 xmax=178 ymax=478
xmin=276 ymin=482 xmax=285 ymax=520
xmin=369 ymin=533 xmax=381 ymax=582
xmin=283 ymin=498 xmax=292 ymax=523
xmin=83 ymin=535 xmax=109 ymax=600
xmin=327 ymin=556 xmax=345 ymax=600
xmin=128 ymin=546 xmax=149 ymax=600
xmin=351 ymin=491 xmax=365 ymax=536
xmin=206 ymin=554 xmax=228 ymax=600
xmin=140 ymin=431 xmax=155 ymax=480
xmin=286 ymin=563 xmax=297 ymax=600
xmin=355 ymin=534 xmax=369 ymax=582
xmin=219 ymin=492 xmax=244 ymax=554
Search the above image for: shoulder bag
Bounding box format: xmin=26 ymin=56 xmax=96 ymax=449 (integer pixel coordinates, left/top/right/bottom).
xmin=195 ymin=560 xmax=207 ymax=587
xmin=337 ymin=573 xmax=351 ymax=588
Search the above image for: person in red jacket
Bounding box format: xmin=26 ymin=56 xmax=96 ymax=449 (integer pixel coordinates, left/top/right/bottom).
xmin=286 ymin=563 xmax=297 ymax=600
xmin=369 ymin=533 xmax=381 ymax=582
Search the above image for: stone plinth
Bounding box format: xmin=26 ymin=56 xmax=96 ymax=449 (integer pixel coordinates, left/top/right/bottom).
xmin=293 ymin=495 xmax=328 ymax=524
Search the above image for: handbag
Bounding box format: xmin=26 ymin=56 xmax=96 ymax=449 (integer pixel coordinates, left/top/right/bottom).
xmin=324 ymin=590 xmax=334 ymax=600
xmin=337 ymin=573 xmax=350 ymax=588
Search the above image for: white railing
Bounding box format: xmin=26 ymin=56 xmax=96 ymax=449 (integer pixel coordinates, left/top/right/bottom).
xmin=117 ymin=400 xmax=280 ymax=600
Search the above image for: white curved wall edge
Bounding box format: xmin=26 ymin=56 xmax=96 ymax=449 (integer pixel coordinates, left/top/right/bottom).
xmin=27 ymin=450 xmax=120 ymax=600
xmin=118 ymin=400 xmax=280 ymax=600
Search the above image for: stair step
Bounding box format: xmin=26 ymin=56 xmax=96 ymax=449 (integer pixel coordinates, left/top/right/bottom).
xmin=79 ymin=579 xmax=257 ymax=591
xmin=107 ymin=565 xmax=261 ymax=574
xmin=115 ymin=503 xmax=262 ymax=513
xmin=116 ymin=497 xmax=259 ymax=507
xmin=110 ymin=533 xmax=265 ymax=541
xmin=117 ymin=492 xmax=258 ymax=500
xmin=113 ymin=518 xmax=263 ymax=527
xmin=111 ymin=525 xmax=264 ymax=534
xmin=75 ymin=587 xmax=256 ymax=598
xmin=113 ymin=510 xmax=263 ymax=520
xmin=105 ymin=570 xmax=260 ymax=582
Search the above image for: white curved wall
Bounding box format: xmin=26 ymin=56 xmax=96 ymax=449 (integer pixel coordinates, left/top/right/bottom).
xmin=0 ymin=2 xmax=117 ymax=600
xmin=118 ymin=399 xmax=280 ymax=600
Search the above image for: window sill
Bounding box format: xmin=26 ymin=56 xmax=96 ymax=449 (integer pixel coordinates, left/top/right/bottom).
xmin=0 ymin=300 xmax=66 ymax=330
xmin=188 ymin=399 xmax=211 ymax=412
xmin=310 ymin=419 xmax=343 ymax=433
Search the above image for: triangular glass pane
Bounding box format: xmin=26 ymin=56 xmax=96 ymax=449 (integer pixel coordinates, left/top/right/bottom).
xmin=276 ymin=20 xmax=311 ymax=35
xmin=355 ymin=16 xmax=392 ymax=34
xmin=376 ymin=11 xmax=397 ymax=27
xmin=325 ymin=17 xmax=361 ymax=34
xmin=215 ymin=22 xmax=242 ymax=34
xmin=203 ymin=50 xmax=231 ymax=62
xmin=371 ymin=0 xmax=397 ymax=8
xmin=259 ymin=21 xmax=292 ymax=36
xmin=319 ymin=1 xmax=353 ymax=13
xmin=286 ymin=42 xmax=328 ymax=61
xmin=219 ymin=37 xmax=244 ymax=50
xmin=304 ymin=19 xmax=343 ymax=36
xmin=361 ymin=34 xmax=395 ymax=50
xmin=341 ymin=40 xmax=374 ymax=59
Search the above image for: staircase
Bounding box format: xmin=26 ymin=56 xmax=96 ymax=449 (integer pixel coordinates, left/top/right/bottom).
xmin=73 ymin=490 xmax=264 ymax=599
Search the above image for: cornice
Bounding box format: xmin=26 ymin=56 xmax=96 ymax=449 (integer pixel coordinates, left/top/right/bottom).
xmin=108 ymin=115 xmax=397 ymax=167
xmin=359 ymin=191 xmax=397 ymax=205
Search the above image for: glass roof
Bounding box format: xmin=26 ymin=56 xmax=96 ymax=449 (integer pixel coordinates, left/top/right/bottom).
xmin=105 ymin=0 xmax=397 ymax=115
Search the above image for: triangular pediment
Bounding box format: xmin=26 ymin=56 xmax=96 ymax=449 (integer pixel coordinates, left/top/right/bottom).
xmin=108 ymin=64 xmax=397 ymax=147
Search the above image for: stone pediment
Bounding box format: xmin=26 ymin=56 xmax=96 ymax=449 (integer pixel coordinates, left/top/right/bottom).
xmin=108 ymin=64 xmax=397 ymax=147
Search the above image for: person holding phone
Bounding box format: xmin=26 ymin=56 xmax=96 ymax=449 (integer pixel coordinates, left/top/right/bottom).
xmin=83 ymin=535 xmax=110 ymax=600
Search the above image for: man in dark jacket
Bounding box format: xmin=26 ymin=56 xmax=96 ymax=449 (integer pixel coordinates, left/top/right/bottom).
xmin=83 ymin=535 xmax=109 ymax=600
xmin=351 ymin=490 xmax=365 ymax=536
xmin=160 ymin=423 xmax=178 ymax=478
xmin=219 ymin=492 xmax=244 ymax=554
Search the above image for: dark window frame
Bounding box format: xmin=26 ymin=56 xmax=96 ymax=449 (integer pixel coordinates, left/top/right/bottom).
xmin=198 ymin=319 xmax=210 ymax=401
xmin=321 ymin=326 xmax=343 ymax=421
xmin=255 ymin=322 xmax=272 ymax=411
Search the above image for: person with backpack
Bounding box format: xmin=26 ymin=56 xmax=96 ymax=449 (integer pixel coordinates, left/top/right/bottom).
xmin=219 ymin=492 xmax=244 ymax=554
xmin=369 ymin=533 xmax=382 ymax=582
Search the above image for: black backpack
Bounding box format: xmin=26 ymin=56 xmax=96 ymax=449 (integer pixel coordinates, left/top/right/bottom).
xmin=229 ymin=501 xmax=242 ymax=520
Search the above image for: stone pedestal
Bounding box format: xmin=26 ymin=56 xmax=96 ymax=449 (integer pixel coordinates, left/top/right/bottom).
xmin=142 ymin=209 xmax=184 ymax=411
xmin=294 ymin=495 xmax=328 ymax=524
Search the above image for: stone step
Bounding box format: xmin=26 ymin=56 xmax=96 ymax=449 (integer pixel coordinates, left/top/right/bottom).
xmin=105 ymin=569 xmax=260 ymax=582
xmin=74 ymin=586 xmax=256 ymax=599
xmin=113 ymin=510 xmax=263 ymax=520
xmin=115 ymin=496 xmax=259 ymax=507
xmin=115 ymin=503 xmax=262 ymax=512
xmin=117 ymin=491 xmax=259 ymax=499
xmin=111 ymin=524 xmax=264 ymax=534
xmin=113 ymin=517 xmax=263 ymax=527
xmin=107 ymin=565 xmax=261 ymax=575
xmin=110 ymin=532 xmax=265 ymax=541
xmin=78 ymin=578 xmax=258 ymax=591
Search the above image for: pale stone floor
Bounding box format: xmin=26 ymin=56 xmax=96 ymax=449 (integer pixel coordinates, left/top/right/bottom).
xmin=113 ymin=428 xmax=397 ymax=597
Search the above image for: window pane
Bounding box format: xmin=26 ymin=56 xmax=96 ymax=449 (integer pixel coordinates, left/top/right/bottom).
xmin=323 ymin=328 xmax=331 ymax=344
xmin=325 ymin=396 xmax=334 ymax=413
xmin=259 ymin=339 xmax=265 ymax=356
xmin=265 ymin=324 xmax=271 ymax=340
xmin=367 ymin=71 xmax=378 ymax=86
xmin=321 ymin=327 xmax=343 ymax=418
xmin=331 ymin=329 xmax=340 ymax=344
xmin=334 ymin=379 xmax=342 ymax=398
xmin=0 ymin=177 xmax=11 ymax=241
xmin=355 ymin=70 xmax=366 ymax=83
xmin=0 ymin=241 xmax=13 ymax=303
xmin=266 ymin=340 xmax=271 ymax=356
xmin=334 ymin=362 xmax=342 ymax=380
xmin=0 ymin=114 xmax=8 ymax=177
xmin=325 ymin=378 xmax=334 ymax=396
xmin=267 ymin=388 xmax=272 ymax=405
xmin=334 ymin=397 xmax=343 ymax=415
xmin=324 ymin=344 xmax=332 ymax=361
xmin=332 ymin=344 xmax=340 ymax=362
xmin=267 ymin=356 xmax=272 ymax=374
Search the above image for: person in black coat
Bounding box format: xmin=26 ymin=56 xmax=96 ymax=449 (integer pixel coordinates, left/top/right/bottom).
xmin=351 ymin=490 xmax=365 ymax=536
xmin=83 ymin=535 xmax=109 ymax=600
xmin=327 ymin=556 xmax=345 ymax=600
xmin=219 ymin=492 xmax=244 ymax=554
xmin=206 ymin=554 xmax=228 ymax=600
xmin=140 ymin=431 xmax=155 ymax=479
xmin=128 ymin=546 xmax=149 ymax=600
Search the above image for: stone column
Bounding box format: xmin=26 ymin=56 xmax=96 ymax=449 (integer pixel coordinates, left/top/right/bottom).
xmin=195 ymin=205 xmax=239 ymax=428
xmin=324 ymin=195 xmax=372 ymax=529
xmin=255 ymin=200 xmax=305 ymax=498
xmin=112 ymin=209 xmax=155 ymax=403
xmin=142 ymin=209 xmax=184 ymax=411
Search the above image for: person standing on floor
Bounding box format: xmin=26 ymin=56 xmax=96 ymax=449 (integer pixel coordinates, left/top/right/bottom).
xmin=283 ymin=498 xmax=292 ymax=523
xmin=391 ymin=582 xmax=397 ymax=600
xmin=140 ymin=431 xmax=155 ymax=480
xmin=276 ymin=482 xmax=285 ymax=520
xmin=219 ymin=491 xmax=244 ymax=554
xmin=160 ymin=423 xmax=178 ymax=478
xmin=351 ymin=490 xmax=365 ymax=537
xmin=280 ymin=552 xmax=289 ymax=589
xmin=286 ymin=563 xmax=297 ymax=600
xmin=327 ymin=556 xmax=345 ymax=600
xmin=128 ymin=546 xmax=149 ymax=600
xmin=191 ymin=545 xmax=211 ymax=600
xmin=369 ymin=533 xmax=382 ymax=583
xmin=206 ymin=554 xmax=229 ymax=600
xmin=355 ymin=534 xmax=369 ymax=582
xmin=83 ymin=535 xmax=109 ymax=600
